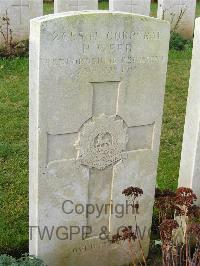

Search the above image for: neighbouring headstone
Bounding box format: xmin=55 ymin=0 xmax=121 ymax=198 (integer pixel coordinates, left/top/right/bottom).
xmin=54 ymin=0 xmax=98 ymax=13
xmin=0 ymin=0 xmax=43 ymax=44
xmin=179 ymin=18 xmax=200 ymax=205
xmin=157 ymin=0 xmax=196 ymax=39
xmin=29 ymin=11 xmax=170 ymax=266
xmin=109 ymin=0 xmax=151 ymax=16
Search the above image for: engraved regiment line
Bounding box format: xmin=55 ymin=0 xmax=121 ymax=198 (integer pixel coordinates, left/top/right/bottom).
xmin=41 ymin=56 xmax=165 ymax=70
xmin=47 ymin=81 xmax=155 ymax=239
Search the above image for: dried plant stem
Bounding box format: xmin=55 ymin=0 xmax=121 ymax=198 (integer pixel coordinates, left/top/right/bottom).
xmin=134 ymin=216 xmax=147 ymax=266
xmin=162 ymin=6 xmax=187 ymax=34
xmin=0 ymin=28 xmax=6 ymax=43
xmin=9 ymin=29 xmax=13 ymax=49
xmin=185 ymin=231 xmax=188 ymax=266
xmin=0 ymin=10 xmax=14 ymax=55
xmin=128 ymin=240 xmax=137 ymax=266
xmin=180 ymin=244 xmax=184 ymax=266
xmin=173 ymin=9 xmax=187 ymax=32
xmin=137 ymin=238 xmax=147 ymax=266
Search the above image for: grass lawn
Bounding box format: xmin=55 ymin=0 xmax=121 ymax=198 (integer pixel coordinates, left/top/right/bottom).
xmin=0 ymin=0 xmax=196 ymax=258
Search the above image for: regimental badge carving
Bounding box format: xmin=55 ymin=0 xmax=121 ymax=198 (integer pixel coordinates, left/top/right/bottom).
xmin=76 ymin=114 xmax=128 ymax=170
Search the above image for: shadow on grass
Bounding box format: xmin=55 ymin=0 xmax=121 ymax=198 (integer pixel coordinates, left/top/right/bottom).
xmin=0 ymin=240 xmax=28 ymax=259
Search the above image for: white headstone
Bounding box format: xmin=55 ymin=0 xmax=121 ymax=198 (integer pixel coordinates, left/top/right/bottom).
xmin=179 ymin=18 xmax=200 ymax=205
xmin=29 ymin=11 xmax=170 ymax=266
xmin=54 ymin=0 xmax=98 ymax=13
xmin=0 ymin=0 xmax=43 ymax=44
xmin=109 ymin=0 xmax=151 ymax=16
xmin=157 ymin=0 xmax=196 ymax=39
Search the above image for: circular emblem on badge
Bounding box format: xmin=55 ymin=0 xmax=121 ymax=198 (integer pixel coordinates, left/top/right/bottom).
xmin=76 ymin=114 xmax=128 ymax=170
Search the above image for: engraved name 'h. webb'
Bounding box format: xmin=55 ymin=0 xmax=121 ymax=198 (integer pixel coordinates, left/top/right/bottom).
xmin=12 ymin=0 xmax=30 ymax=24
xmin=47 ymin=81 xmax=154 ymax=239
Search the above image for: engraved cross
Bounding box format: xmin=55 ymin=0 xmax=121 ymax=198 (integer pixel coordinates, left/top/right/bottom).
xmin=12 ymin=0 xmax=30 ymax=24
xmin=125 ymin=0 xmax=139 ymax=13
xmin=47 ymin=81 xmax=155 ymax=239
xmin=69 ymin=0 xmax=88 ymax=11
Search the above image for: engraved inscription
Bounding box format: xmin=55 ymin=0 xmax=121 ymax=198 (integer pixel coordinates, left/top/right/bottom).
xmin=41 ymin=56 xmax=166 ymax=74
xmin=43 ymin=29 xmax=165 ymax=74
xmin=51 ymin=31 xmax=160 ymax=42
xmin=76 ymin=114 xmax=128 ymax=170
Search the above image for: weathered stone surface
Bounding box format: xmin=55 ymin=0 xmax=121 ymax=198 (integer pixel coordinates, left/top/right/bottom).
xmin=179 ymin=18 xmax=200 ymax=205
xmin=29 ymin=11 xmax=170 ymax=266
xmin=0 ymin=0 xmax=43 ymax=44
xmin=54 ymin=0 xmax=98 ymax=13
xmin=109 ymin=0 xmax=151 ymax=16
xmin=157 ymin=0 xmax=196 ymax=39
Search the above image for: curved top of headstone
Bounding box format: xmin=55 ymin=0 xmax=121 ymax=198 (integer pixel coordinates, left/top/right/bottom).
xmin=30 ymin=10 xmax=170 ymax=135
xmin=31 ymin=10 xmax=170 ymax=25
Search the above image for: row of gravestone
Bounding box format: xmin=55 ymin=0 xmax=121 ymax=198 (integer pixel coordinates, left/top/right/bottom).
xmin=28 ymin=8 xmax=200 ymax=266
xmin=0 ymin=0 xmax=197 ymax=44
xmin=55 ymin=0 xmax=197 ymax=39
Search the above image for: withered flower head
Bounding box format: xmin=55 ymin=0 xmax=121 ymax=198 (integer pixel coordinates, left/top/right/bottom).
xmin=175 ymin=187 xmax=197 ymax=207
xmin=187 ymin=224 xmax=200 ymax=241
xmin=187 ymin=205 xmax=200 ymax=219
xmin=122 ymin=186 xmax=143 ymax=199
xmin=112 ymin=226 xmax=137 ymax=243
xmin=155 ymin=195 xmax=176 ymax=213
xmin=121 ymin=226 xmax=137 ymax=241
xmin=154 ymin=188 xmax=177 ymax=217
xmin=159 ymin=219 xmax=179 ymax=242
